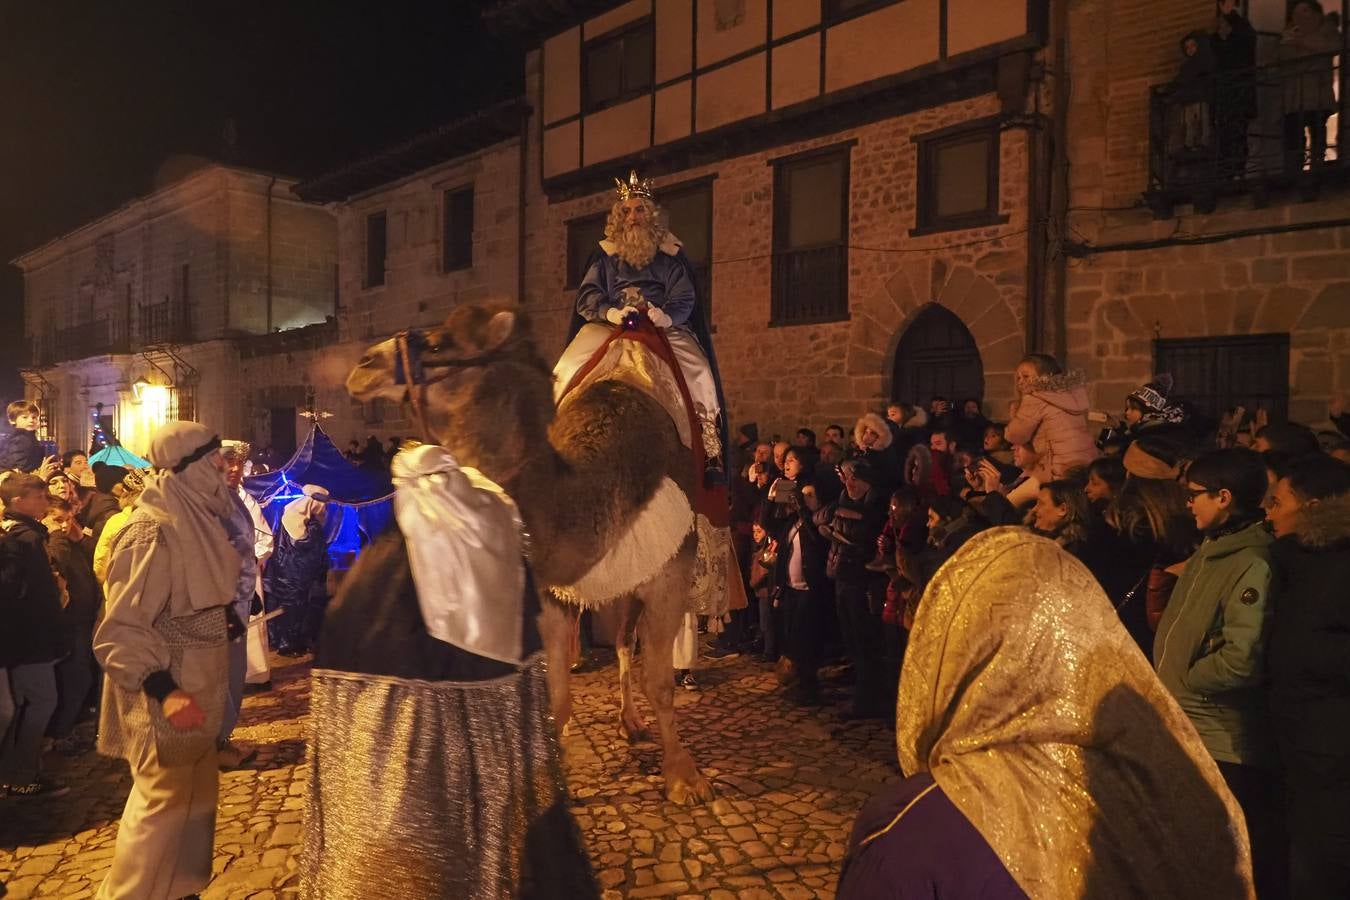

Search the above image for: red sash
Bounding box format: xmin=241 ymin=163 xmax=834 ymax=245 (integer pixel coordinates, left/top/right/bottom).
xmin=561 ymin=320 xmax=729 ymax=528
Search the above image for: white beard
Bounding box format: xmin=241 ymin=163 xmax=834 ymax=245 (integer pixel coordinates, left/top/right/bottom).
xmin=614 ymin=223 xmax=659 ymax=270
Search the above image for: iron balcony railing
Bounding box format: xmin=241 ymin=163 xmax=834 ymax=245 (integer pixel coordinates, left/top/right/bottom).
xmin=138 ymin=297 xmax=192 ymax=346
xmin=28 ymin=298 xmax=194 ymax=367
xmin=1148 ymin=48 xmax=1346 ymax=209
xmin=31 ymin=317 xmax=130 ymax=365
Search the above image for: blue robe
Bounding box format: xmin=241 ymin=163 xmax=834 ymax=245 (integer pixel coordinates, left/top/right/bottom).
xmin=566 ymin=243 xmax=729 ymax=462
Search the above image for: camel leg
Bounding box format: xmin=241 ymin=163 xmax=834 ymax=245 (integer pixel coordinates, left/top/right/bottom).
xmin=636 ymin=549 xmax=714 ymax=805
xmin=538 ymin=591 xmax=577 ymax=737
xmin=615 ymin=594 xmax=651 ymax=743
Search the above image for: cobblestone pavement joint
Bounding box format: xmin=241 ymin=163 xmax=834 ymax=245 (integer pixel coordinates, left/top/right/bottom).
xmin=1 ymin=649 xmax=899 ymax=899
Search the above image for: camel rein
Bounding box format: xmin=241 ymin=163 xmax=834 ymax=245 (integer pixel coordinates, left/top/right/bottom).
xmin=391 ymin=330 xmax=536 ymax=488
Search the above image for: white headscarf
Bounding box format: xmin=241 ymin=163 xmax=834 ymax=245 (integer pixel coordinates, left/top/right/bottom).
xmin=281 ymin=484 xmax=329 ymax=541
xmin=138 ymin=422 xmax=241 ymax=613
xmin=393 ymin=444 xmax=526 ymax=665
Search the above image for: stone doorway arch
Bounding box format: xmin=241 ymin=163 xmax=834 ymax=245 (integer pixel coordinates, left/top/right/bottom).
xmin=891 ymin=304 xmax=984 ymax=407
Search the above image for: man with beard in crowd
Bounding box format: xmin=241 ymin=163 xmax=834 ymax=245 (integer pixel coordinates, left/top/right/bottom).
xmin=552 ymin=170 xmax=726 ymax=473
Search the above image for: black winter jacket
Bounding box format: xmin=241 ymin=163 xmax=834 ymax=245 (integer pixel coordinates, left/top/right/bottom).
xmin=0 ymin=428 xmax=44 ymax=473
xmin=0 ymin=513 xmax=73 ymax=666
xmin=1269 ymin=493 xmax=1350 ymax=715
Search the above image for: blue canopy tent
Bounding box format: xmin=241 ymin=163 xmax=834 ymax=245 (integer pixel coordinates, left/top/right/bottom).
xmin=242 ymin=426 xmax=394 ymax=564
xmin=88 ymin=444 xmax=152 ymax=469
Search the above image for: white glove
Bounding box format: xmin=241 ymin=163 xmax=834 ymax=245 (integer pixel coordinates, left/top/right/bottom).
xmin=604 ymin=305 xmax=638 ymax=325
xmin=647 ymin=305 xmax=673 ymax=329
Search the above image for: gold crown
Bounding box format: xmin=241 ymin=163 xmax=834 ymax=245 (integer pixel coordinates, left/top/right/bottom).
xmin=614 ymin=169 xmax=655 ymax=202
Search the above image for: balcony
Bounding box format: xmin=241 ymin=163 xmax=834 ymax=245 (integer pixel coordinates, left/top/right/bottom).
xmin=28 ymin=317 xmax=131 ymax=366
xmin=138 ymin=298 xmax=192 ymax=346
xmin=1147 ymin=50 xmax=1347 ymax=216
xmin=25 ymin=299 xmax=193 ymax=367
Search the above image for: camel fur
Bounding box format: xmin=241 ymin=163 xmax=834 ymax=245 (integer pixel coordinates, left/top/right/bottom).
xmin=346 ymin=303 xmax=714 ymax=805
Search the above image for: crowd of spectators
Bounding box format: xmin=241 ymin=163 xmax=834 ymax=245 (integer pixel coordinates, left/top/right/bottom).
xmin=722 ymin=356 xmax=1350 ymax=897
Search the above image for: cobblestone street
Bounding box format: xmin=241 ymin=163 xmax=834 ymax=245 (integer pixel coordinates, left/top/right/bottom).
xmin=1 ymin=649 xmax=898 ymax=899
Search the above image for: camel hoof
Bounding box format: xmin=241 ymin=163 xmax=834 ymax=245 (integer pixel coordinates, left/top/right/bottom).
xmin=665 ymin=770 xmax=716 ymax=806
xmin=622 ymin=726 xmax=653 ymax=744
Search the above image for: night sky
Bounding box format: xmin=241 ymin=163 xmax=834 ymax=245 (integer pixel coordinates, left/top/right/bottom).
xmin=0 ymin=1 xmax=522 ymax=402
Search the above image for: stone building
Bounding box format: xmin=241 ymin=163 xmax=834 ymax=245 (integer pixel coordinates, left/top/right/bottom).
xmin=500 ymin=0 xmax=1052 ymax=437
xmin=288 ymin=101 xmax=527 ymax=449
xmin=1063 ymin=0 xmax=1350 ymax=426
xmin=13 ymin=163 xmax=338 ymax=458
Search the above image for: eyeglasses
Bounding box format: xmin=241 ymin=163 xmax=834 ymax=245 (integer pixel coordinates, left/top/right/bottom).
xmin=1185 ymin=486 xmax=1218 ymax=502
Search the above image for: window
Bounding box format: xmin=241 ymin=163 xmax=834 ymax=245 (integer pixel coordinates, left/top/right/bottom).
xmin=662 ymin=181 xmax=714 ymax=326
xmin=1154 ymin=334 xmax=1290 ymax=422
xmin=442 ymin=187 xmax=474 ymax=272
xmin=771 ymin=145 xmax=850 ymax=325
xmin=914 ymin=122 xmax=1005 ymax=235
xmin=365 ymin=212 xmax=387 ymax=288
xmin=583 ymin=19 xmax=654 ymax=113
xmin=566 ymin=212 xmax=608 ymax=289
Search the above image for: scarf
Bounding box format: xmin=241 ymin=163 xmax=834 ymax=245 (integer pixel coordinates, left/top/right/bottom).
xmin=281 ymin=484 xmax=329 ymax=541
xmin=393 ymin=444 xmax=526 ymax=665
xmin=898 ymin=527 xmax=1254 ymax=899
xmin=139 ymin=424 xmax=240 ymax=613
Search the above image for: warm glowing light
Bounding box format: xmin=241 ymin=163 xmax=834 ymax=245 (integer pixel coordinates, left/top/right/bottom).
xmin=118 ymin=385 xmax=173 ymax=457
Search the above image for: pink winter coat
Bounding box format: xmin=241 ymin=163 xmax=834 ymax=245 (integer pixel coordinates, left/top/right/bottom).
xmin=1004 ymin=371 xmax=1097 ymax=482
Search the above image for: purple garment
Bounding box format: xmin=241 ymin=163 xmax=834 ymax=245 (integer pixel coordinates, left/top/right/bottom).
xmin=838 ymin=773 xmax=1027 ymax=899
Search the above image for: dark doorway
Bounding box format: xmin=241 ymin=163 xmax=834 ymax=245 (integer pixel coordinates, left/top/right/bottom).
xmin=891 ymin=304 xmax=984 ymax=407
xmin=270 ymin=407 xmax=298 ymax=464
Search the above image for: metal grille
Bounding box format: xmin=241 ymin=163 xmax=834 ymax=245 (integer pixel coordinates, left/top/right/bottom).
xmin=1154 ymin=334 xmax=1289 ymax=422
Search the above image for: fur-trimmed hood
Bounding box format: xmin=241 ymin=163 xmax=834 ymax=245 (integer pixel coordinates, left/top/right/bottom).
xmin=1292 ymin=492 xmax=1350 ymax=550
xmin=1022 ymin=369 xmax=1091 ymax=417
xmin=1024 ymin=369 xmax=1089 ymax=396
xmin=854 ymin=413 xmax=893 ymax=451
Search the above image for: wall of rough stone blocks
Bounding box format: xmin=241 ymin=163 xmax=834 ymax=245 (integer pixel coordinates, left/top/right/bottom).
xmin=335 ymin=140 xmax=524 ymax=345
xmin=520 ymin=83 xmax=1033 ymax=441
xmin=1064 ymin=210 xmax=1350 ymax=425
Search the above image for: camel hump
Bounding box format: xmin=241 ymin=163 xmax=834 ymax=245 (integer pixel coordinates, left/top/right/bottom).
xmin=548 ymin=379 xmax=691 ymax=531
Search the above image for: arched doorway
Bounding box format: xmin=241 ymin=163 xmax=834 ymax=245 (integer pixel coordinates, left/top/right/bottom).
xmin=891 ymin=304 xmax=984 ymax=406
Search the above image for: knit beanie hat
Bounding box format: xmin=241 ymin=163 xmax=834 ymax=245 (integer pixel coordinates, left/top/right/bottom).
xmin=1127 ymin=374 xmax=1174 ymax=413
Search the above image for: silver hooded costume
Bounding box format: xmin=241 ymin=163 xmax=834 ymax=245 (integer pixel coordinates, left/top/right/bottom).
xmin=300 ymin=445 xmax=596 ymax=899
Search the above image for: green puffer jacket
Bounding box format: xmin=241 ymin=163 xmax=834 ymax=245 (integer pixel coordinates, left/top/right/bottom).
xmin=1153 ymin=520 xmax=1277 ymax=769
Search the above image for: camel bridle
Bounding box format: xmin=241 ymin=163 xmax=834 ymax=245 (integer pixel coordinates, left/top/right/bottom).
xmin=391 ymin=327 xmax=534 ymax=457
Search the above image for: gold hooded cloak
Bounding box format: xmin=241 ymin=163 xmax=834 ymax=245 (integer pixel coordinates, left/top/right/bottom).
xmin=897 ymin=527 xmax=1254 ymax=899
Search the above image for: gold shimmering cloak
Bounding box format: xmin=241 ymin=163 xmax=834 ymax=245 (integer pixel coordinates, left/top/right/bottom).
xmin=897 ymin=527 xmax=1255 ymax=899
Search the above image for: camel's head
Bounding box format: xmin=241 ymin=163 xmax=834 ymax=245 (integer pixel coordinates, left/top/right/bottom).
xmin=347 ymin=304 xmax=524 ymax=402
xmin=347 ymin=304 xmax=551 ymax=468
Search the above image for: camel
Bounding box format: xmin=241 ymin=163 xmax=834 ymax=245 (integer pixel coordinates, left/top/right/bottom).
xmin=346 ymin=303 xmax=716 ymax=805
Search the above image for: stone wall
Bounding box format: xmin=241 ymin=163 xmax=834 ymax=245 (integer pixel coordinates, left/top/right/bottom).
xmin=521 ymin=88 xmax=1033 ymax=440
xmin=335 ymin=140 xmax=523 ymax=344
xmin=223 ymin=174 xmax=338 ymax=336
xmin=1065 ymin=208 xmax=1350 ymax=424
